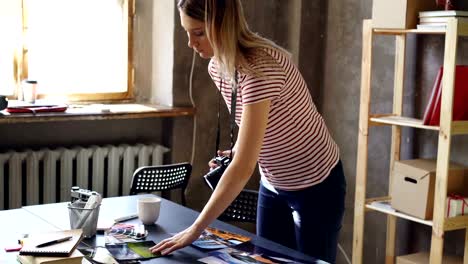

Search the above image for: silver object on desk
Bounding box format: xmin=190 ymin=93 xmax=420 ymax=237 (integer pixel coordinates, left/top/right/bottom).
xmin=68 ymin=201 xmax=101 ymax=238
xmin=68 ymin=190 xmax=102 ymax=238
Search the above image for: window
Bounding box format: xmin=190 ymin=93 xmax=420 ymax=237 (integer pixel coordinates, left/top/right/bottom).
xmin=0 ymin=0 xmax=134 ymax=102
xmin=0 ymin=1 xmax=21 ymax=97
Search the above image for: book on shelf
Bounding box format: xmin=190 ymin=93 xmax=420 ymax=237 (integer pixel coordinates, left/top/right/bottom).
xmin=17 ymin=249 xmax=83 ymax=264
xmin=419 ymin=10 xmax=468 ymax=18
xmin=417 ymin=12 xmax=468 ymax=29
xmin=191 ymin=227 xmax=251 ymax=250
xmin=417 ymin=23 xmax=447 ymax=30
xmin=419 ymin=16 xmax=460 ymax=23
xmin=423 ymin=65 xmax=468 ymax=126
xmin=19 ymin=229 xmax=83 ymax=257
xmin=420 ymin=16 xmax=449 ymax=23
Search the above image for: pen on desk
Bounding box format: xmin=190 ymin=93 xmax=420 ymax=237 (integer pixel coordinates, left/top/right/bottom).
xmin=36 ymin=236 xmax=73 ymax=248
xmin=114 ymin=213 xmax=138 ymax=223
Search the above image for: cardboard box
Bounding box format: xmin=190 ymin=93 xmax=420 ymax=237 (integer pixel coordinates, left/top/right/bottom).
xmin=391 ymin=159 xmax=468 ymax=220
xmin=372 ymin=0 xmax=438 ymax=29
xmin=397 ymin=252 xmax=462 ymax=264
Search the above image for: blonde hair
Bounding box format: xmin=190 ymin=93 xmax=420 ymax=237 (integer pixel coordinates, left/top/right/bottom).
xmin=178 ymin=0 xmax=289 ymax=80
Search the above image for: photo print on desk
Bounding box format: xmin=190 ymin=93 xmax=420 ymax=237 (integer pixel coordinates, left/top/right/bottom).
xmin=192 ymin=227 xmax=251 ymax=250
xmin=198 ymin=241 xmax=328 ymax=264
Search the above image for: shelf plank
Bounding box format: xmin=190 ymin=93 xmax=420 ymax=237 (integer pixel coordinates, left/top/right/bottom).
xmin=370 ymin=115 xmax=468 ymax=135
xmin=366 ymin=199 xmax=468 ymax=231
xmin=452 ymin=121 xmax=468 ymax=135
xmin=373 ymin=28 xmax=445 ymax=35
xmin=397 ymin=252 xmax=463 ymax=264
xmin=366 ymin=196 xmax=391 ymax=203
xmin=365 ymin=199 xmax=433 ymax=226
xmin=458 ymin=18 xmax=468 ymax=36
xmin=373 ymin=17 xmax=468 ymax=36
xmin=369 ymin=115 xmax=439 ymax=131
xmin=0 ymin=104 xmax=196 ymax=124
xmin=444 ymin=215 xmax=468 ymax=231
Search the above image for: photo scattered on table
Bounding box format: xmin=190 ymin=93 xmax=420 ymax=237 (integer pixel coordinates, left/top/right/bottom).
xmin=78 ymin=246 xmax=119 ymax=264
xmin=192 ymin=227 xmax=251 ymax=250
xmin=105 ymin=241 xmax=161 ymax=262
xmin=104 ymin=223 xmax=148 ymax=244
xmin=198 ymin=242 xmax=328 ymax=264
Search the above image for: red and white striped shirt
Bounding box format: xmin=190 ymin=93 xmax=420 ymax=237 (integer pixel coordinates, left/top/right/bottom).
xmin=208 ymin=48 xmax=339 ymax=191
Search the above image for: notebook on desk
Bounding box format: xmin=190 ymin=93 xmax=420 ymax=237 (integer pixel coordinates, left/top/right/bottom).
xmin=19 ymin=229 xmax=83 ymax=257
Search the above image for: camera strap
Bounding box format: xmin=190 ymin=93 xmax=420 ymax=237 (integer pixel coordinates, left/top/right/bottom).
xmin=215 ymin=71 xmax=238 ymax=159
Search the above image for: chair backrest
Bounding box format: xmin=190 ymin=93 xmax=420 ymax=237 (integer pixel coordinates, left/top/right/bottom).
xmin=219 ymin=189 xmax=258 ymax=223
xmin=130 ymin=162 xmax=192 ymax=205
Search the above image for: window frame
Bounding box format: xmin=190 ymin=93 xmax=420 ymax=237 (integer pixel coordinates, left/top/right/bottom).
xmin=11 ymin=0 xmax=135 ymax=102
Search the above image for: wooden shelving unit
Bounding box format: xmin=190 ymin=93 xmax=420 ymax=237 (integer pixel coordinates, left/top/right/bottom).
xmin=352 ymin=18 xmax=468 ymax=264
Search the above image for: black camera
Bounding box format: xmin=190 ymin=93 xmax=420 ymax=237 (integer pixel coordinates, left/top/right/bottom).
xmin=0 ymin=96 xmax=7 ymax=111
xmin=203 ymin=156 xmax=231 ymax=190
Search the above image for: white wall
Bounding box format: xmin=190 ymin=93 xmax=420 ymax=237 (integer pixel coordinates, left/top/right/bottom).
xmin=134 ymin=0 xmax=175 ymax=106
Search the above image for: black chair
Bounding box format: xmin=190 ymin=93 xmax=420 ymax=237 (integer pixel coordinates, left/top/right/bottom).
xmin=219 ymin=189 xmax=258 ymax=223
xmin=130 ymin=162 xmax=192 ymax=206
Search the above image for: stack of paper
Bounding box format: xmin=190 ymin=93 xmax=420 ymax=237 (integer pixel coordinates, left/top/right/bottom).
xmin=418 ymin=10 xmax=468 ymax=30
xmin=17 ymin=250 xmax=83 ymax=264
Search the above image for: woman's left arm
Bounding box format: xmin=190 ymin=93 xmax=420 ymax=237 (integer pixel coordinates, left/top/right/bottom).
xmin=151 ymin=99 xmax=271 ymax=255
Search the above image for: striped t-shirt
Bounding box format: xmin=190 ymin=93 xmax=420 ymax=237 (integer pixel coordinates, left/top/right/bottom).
xmin=208 ymin=48 xmax=339 ymax=191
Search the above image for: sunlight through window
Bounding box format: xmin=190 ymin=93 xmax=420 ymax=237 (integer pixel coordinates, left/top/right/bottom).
xmin=0 ymin=0 xmax=132 ymax=101
xmin=26 ymin=0 xmax=128 ymax=97
xmin=0 ymin=0 xmax=21 ymax=96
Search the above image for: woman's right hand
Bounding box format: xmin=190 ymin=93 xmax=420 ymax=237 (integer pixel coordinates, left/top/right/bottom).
xmin=208 ymin=150 xmax=233 ymax=170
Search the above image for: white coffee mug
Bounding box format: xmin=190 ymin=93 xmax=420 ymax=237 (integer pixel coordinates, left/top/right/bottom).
xmin=137 ymin=197 xmax=161 ymax=225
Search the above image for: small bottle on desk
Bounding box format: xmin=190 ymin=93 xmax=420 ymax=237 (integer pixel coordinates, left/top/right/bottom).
xmin=22 ymin=80 xmax=38 ymax=104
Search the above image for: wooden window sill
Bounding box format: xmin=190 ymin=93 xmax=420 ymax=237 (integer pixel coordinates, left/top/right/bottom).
xmin=0 ymin=103 xmax=195 ymax=124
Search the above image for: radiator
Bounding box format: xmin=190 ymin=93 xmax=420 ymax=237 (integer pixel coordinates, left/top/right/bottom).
xmin=0 ymin=144 xmax=169 ymax=210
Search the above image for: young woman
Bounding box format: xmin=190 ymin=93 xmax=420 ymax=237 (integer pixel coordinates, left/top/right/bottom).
xmin=150 ymin=0 xmax=346 ymax=262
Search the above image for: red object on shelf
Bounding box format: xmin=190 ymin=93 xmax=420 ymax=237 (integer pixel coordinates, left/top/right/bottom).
xmin=422 ymin=67 xmax=443 ymax=125
xmin=6 ymin=104 xmax=68 ymax=114
xmin=422 ymin=65 xmax=468 ymax=126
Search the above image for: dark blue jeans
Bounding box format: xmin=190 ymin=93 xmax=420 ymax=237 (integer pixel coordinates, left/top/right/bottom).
xmin=257 ymin=161 xmax=346 ymax=264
